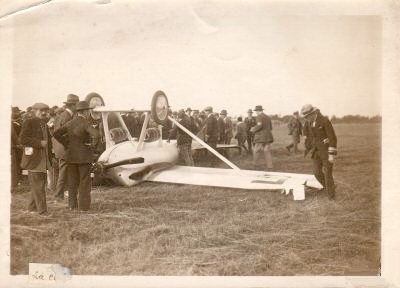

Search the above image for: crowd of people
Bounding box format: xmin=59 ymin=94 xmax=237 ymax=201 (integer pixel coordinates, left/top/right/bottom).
xmin=11 ymin=93 xmax=338 ymax=216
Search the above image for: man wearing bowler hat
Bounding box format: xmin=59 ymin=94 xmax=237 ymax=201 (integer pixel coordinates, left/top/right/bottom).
xmin=250 ymin=105 xmax=274 ymax=170
xmin=52 ymin=94 xmax=79 ymax=201
xmin=19 ymin=103 xmax=53 ymax=216
xmin=301 ymin=104 xmax=337 ymax=200
xmin=54 ymin=101 xmax=99 ymax=211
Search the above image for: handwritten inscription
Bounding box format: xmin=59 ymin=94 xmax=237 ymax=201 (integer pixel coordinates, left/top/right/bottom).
xmin=30 ymin=270 xmax=56 ymax=281
xmin=29 ymin=263 xmax=71 ymax=283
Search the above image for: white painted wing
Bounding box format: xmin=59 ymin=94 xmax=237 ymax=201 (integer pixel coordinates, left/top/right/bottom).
xmin=145 ymin=166 xmax=323 ymax=200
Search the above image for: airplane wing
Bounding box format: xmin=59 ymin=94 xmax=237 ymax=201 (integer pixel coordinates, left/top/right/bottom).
xmin=145 ymin=165 xmax=322 ymax=201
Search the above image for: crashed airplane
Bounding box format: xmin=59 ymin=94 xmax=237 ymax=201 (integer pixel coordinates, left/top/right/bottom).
xmin=89 ymin=91 xmax=322 ymax=200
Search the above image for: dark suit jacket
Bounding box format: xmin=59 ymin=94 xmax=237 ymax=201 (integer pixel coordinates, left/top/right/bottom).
xmin=217 ymin=117 xmax=225 ymax=141
xmin=235 ymin=122 xmax=247 ymax=142
xmin=169 ymin=114 xmax=193 ymax=145
xmin=52 ymin=110 xmax=73 ymax=159
xmin=204 ymin=114 xmax=218 ymax=143
xmin=250 ymin=113 xmax=274 ymax=144
xmin=244 ymin=116 xmax=256 ymax=133
xmin=303 ymin=111 xmax=337 ymax=160
xmin=19 ymin=117 xmax=52 ymax=170
xmin=54 ymin=115 xmax=100 ymax=164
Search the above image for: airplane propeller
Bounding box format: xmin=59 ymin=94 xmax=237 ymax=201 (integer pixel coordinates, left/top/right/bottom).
xmin=92 ymin=157 xmax=145 ymax=175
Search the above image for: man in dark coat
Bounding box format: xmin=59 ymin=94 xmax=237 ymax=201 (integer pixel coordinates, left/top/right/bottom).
xmin=286 ymin=111 xmax=303 ymax=153
xmin=19 ymin=103 xmax=53 ymax=216
xmin=301 ymin=104 xmax=337 ymax=200
xmin=244 ymin=109 xmax=256 ymax=154
xmin=203 ymin=106 xmax=218 ymax=166
xmin=11 ymin=107 xmax=23 ymax=189
xmin=250 ymin=105 xmax=274 ymax=170
xmin=52 ymin=94 xmax=79 ymax=201
xmin=203 ymin=106 xmax=218 ymax=149
xmin=54 ymin=101 xmax=99 ymax=211
xmin=169 ymin=109 xmax=194 ymax=166
xmin=217 ymin=110 xmax=226 ymax=144
xmin=235 ymin=116 xmax=248 ymax=155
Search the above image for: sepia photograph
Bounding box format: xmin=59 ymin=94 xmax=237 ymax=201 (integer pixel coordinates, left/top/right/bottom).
xmin=0 ymin=0 xmax=399 ymax=287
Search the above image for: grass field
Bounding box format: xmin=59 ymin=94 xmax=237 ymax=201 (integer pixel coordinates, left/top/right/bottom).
xmin=10 ymin=123 xmax=381 ymax=275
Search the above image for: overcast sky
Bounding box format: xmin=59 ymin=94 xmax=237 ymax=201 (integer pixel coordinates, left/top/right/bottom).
xmin=10 ymin=0 xmax=381 ymax=117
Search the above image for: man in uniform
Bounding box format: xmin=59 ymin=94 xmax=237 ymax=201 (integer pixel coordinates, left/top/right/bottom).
xmin=54 ymin=101 xmax=99 ymax=211
xmin=244 ymin=109 xmax=256 ymax=154
xmin=52 ymin=94 xmax=79 ymax=201
xmin=250 ymin=105 xmax=274 ymax=170
xmin=19 ymin=103 xmax=53 ymax=216
xmin=301 ymin=104 xmax=337 ymax=200
xmin=286 ymin=111 xmax=303 ymax=153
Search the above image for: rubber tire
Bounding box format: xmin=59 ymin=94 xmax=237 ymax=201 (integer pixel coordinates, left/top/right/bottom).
xmin=151 ymin=90 xmax=169 ymax=126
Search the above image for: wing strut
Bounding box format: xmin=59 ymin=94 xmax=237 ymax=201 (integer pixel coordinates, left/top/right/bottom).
xmin=168 ymin=116 xmax=241 ymax=171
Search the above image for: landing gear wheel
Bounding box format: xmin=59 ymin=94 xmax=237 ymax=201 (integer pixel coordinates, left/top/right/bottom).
xmin=151 ymin=90 xmax=169 ymax=126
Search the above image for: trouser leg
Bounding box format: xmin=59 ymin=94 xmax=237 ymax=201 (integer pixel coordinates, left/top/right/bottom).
xmin=28 ymin=171 xmax=47 ymax=213
xmin=246 ymin=136 xmax=253 ymax=154
xmin=322 ymin=160 xmax=335 ymax=199
xmin=78 ymin=164 xmax=92 ymax=211
xmin=263 ymin=143 xmax=273 ymax=169
xmin=292 ymin=135 xmax=299 ymax=153
xmin=312 ymin=156 xmax=326 ymax=188
xmin=11 ymin=149 xmax=18 ymax=189
xmin=180 ymin=144 xmax=194 ymax=166
xmin=207 ymin=141 xmax=217 ymax=166
xmin=55 ymin=158 xmax=68 ymax=199
xmin=28 ymin=172 xmax=37 ymax=211
xmin=67 ymin=164 xmax=79 ymax=209
xmin=253 ymin=143 xmax=264 ymax=169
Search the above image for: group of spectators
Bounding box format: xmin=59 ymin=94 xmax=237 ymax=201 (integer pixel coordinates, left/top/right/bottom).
xmin=11 ymin=94 xmax=103 ymax=216
xmin=11 ymin=95 xmax=339 ymax=217
xmin=164 ymin=103 xmax=338 ymax=200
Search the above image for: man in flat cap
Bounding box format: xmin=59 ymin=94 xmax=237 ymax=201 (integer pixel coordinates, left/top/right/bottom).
xmin=52 ymin=94 xmax=79 ymax=202
xmin=250 ymin=105 xmax=274 ymax=170
xmin=203 ymin=106 xmax=218 ymax=166
xmin=54 ymin=101 xmax=99 ymax=211
xmin=301 ymin=104 xmax=337 ymax=200
xmin=244 ymin=109 xmax=256 ymax=154
xmin=19 ymin=103 xmax=52 ymax=216
xmin=286 ymin=111 xmax=303 ymax=154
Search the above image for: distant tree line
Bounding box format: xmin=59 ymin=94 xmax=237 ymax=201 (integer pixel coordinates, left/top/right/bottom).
xmin=268 ymin=114 xmax=382 ymax=124
xmin=330 ymin=115 xmax=381 ymax=124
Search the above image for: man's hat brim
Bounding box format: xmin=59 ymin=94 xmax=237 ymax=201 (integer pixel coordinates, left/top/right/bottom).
xmin=302 ymin=108 xmax=317 ymax=117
